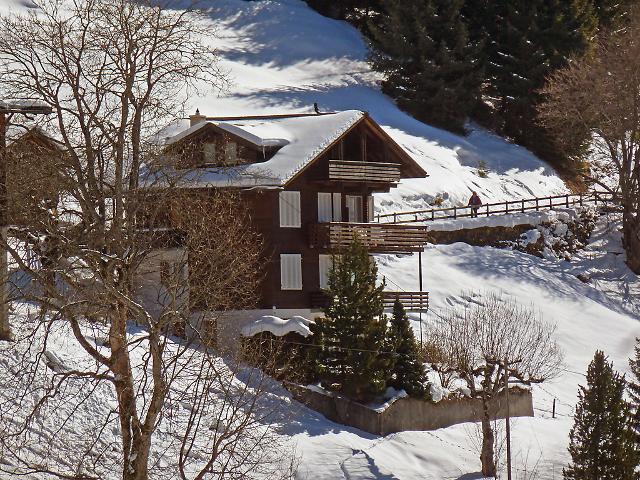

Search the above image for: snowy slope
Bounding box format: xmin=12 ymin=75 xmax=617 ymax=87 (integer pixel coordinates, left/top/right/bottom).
xmin=0 ymin=0 xmax=637 ymax=479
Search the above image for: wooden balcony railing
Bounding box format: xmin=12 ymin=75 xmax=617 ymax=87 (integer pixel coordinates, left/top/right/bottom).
xmin=328 ymin=160 xmax=401 ymax=183
xmin=308 ymin=222 xmax=430 ymax=253
xmin=311 ymin=291 xmax=429 ymax=311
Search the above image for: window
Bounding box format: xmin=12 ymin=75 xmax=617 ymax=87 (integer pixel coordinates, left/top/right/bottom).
xmin=346 ymin=195 xmax=363 ymax=223
xmin=280 ymin=254 xmax=302 ymax=290
xmin=318 ymin=192 xmax=342 ymax=222
xmin=279 ymin=191 xmax=301 ymax=228
xmin=225 ymin=142 xmax=238 ymax=164
xmin=319 ymin=254 xmax=333 ymax=289
xmin=367 ymin=196 xmax=375 ymax=222
xmin=203 ymin=142 xmax=216 ymax=164
xmin=333 ymin=193 xmax=342 ymax=221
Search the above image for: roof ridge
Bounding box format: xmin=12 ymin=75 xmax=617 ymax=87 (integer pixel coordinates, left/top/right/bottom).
xmin=200 ymin=111 xmax=350 ymax=122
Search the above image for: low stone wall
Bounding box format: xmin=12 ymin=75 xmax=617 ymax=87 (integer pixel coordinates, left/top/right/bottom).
xmin=288 ymin=385 xmax=534 ymax=436
xmin=425 ymin=225 xmax=532 ymax=246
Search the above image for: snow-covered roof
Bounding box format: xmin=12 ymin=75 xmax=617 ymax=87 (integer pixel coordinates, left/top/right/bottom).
xmin=241 ymin=315 xmax=315 ymax=338
xmin=156 ymin=111 xmax=366 ymax=188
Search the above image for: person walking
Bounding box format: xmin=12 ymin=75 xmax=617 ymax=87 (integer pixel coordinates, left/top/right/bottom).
xmin=468 ymin=191 xmax=482 ymax=218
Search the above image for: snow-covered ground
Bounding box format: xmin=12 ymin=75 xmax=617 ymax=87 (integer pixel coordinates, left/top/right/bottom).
xmin=0 ymin=0 xmax=637 ymax=478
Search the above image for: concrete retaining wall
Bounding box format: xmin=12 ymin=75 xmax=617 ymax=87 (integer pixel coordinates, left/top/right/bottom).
xmin=289 ymin=385 xmax=534 ymax=436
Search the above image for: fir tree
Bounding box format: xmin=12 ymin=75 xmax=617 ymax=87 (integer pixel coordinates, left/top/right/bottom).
xmin=315 ymin=237 xmax=391 ymax=402
xmin=387 ymin=299 xmax=429 ymax=398
xmin=564 ymin=351 xmax=638 ymax=480
xmin=628 ymin=338 xmax=640 ymax=443
xmin=593 ymin=0 xmax=633 ymax=28
xmin=369 ymin=0 xmax=483 ymax=133
xmin=464 ymin=0 xmax=597 ymax=163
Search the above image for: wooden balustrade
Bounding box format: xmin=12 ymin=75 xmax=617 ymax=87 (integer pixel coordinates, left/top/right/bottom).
xmin=311 ymin=290 xmax=429 ymax=311
xmin=309 ymin=222 xmax=430 ymax=253
xmin=328 ymin=160 xmax=401 ymax=183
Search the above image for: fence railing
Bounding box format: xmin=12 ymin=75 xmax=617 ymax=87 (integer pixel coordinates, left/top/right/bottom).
xmin=310 ymin=290 xmax=429 ymax=311
xmin=375 ymin=191 xmax=619 ymax=224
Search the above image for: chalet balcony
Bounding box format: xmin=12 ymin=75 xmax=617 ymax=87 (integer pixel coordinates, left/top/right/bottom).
xmin=308 ymin=222 xmax=430 ymax=254
xmin=328 ymin=160 xmax=401 ymax=184
xmin=311 ymin=291 xmax=429 ymax=311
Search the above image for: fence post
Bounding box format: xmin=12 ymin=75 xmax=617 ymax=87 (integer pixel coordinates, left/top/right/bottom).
xmin=521 ymin=200 xmax=525 ymax=213
xmin=565 ymin=195 xmax=569 ymax=208
xmin=536 ymin=198 xmax=539 ymax=211
xmin=453 ymin=206 xmax=457 ymax=219
xmin=505 ymin=202 xmax=509 ymax=214
xmin=393 ymin=212 xmax=397 ymax=223
xmin=432 ymin=209 xmax=435 ymax=221
xmin=579 ymin=193 xmax=583 ymax=207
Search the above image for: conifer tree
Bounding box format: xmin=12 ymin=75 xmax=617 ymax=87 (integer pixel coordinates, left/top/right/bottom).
xmin=315 ymin=237 xmax=391 ymax=402
xmin=593 ymin=0 xmax=633 ymax=28
xmin=369 ymin=0 xmax=483 ymax=133
xmin=387 ymin=299 xmax=429 ymax=398
xmin=628 ymin=338 xmax=640 ymax=443
xmin=564 ymin=351 xmax=638 ymax=480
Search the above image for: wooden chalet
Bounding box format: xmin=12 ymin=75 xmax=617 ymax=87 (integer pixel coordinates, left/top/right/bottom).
xmin=148 ymin=109 xmax=430 ymax=336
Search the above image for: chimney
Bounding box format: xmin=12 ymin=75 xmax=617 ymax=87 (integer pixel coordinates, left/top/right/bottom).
xmin=189 ymin=108 xmax=207 ymax=127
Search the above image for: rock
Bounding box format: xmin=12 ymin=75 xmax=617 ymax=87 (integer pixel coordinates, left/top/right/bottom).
xmin=577 ymin=273 xmax=591 ymax=283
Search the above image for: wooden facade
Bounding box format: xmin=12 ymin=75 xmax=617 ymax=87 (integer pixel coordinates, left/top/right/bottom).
xmin=157 ymin=111 xmax=429 ymax=311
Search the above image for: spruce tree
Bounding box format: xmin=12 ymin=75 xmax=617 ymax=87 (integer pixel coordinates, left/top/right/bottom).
xmin=387 ymin=299 xmax=429 ymax=398
xmin=628 ymin=338 xmax=640 ymax=443
xmin=564 ymin=351 xmax=638 ymax=480
xmin=315 ymin=237 xmax=391 ymax=402
xmin=369 ymin=0 xmax=483 ymax=133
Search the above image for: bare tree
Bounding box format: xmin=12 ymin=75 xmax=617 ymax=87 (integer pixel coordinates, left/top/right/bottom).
xmin=429 ymin=292 xmax=563 ymax=478
xmin=538 ymin=7 xmax=640 ymax=273
xmin=0 ymin=0 xmax=294 ymax=479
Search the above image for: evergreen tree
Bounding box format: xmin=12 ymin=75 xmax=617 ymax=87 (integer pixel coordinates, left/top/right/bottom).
xmin=628 ymin=338 xmax=640 ymax=443
xmin=369 ymin=0 xmax=483 ymax=133
xmin=593 ymin=0 xmax=634 ymax=28
xmin=564 ymin=351 xmax=638 ymax=480
xmin=464 ymin=0 xmax=597 ymax=164
xmin=315 ymin=237 xmax=391 ymax=402
xmin=387 ymin=299 xmax=429 ymax=398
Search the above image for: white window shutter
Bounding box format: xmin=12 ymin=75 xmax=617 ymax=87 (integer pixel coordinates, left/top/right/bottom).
xmin=332 ymin=192 xmax=342 ymax=221
xmin=279 ymin=191 xmax=301 ymax=228
xmin=280 ymin=254 xmax=302 ymax=290
xmin=319 ymin=254 xmax=333 ymax=289
xmin=367 ymin=196 xmax=375 ymax=222
xmin=317 ymin=193 xmax=332 ymax=223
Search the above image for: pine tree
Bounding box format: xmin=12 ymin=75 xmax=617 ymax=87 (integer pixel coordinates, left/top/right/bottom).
xmin=315 ymin=237 xmax=391 ymax=402
xmin=387 ymin=299 xmax=429 ymax=398
xmin=564 ymin=351 xmax=638 ymax=480
xmin=464 ymin=0 xmax=597 ymax=163
xmin=593 ymin=0 xmax=633 ymax=28
xmin=369 ymin=0 xmax=483 ymax=133
xmin=628 ymin=338 xmax=640 ymax=443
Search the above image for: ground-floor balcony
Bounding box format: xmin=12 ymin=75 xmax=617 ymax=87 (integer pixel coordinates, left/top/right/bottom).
xmin=308 ymin=222 xmax=430 ymax=254
xmin=310 ymin=291 xmax=429 ymax=311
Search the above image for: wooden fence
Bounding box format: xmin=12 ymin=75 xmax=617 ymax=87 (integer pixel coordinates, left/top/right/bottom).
xmin=375 ymin=191 xmax=619 ymax=224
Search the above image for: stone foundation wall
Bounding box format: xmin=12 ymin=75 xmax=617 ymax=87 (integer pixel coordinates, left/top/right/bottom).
xmin=425 ymin=225 xmax=533 ymax=246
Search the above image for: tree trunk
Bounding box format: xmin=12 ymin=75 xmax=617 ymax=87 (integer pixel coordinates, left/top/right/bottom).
xmin=480 ymin=402 xmax=497 ymax=478
xmin=623 ymin=211 xmax=640 ymax=274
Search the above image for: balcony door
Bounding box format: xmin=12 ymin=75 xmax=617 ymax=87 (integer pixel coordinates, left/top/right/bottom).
xmin=318 ymin=192 xmax=342 ymax=223
xmin=346 ymin=195 xmax=363 ymax=223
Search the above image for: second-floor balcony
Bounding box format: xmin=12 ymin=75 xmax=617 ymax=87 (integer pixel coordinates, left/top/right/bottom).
xmin=328 ymin=160 xmax=401 ymax=184
xmin=308 ymin=222 xmax=430 ymax=254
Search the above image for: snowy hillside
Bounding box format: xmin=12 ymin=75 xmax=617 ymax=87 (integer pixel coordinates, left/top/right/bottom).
xmin=0 ymin=0 xmax=637 ymax=479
